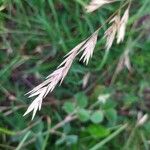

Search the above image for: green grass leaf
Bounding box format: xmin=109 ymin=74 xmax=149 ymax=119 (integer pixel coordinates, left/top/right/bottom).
xmin=0 ymin=127 xmax=16 ymax=135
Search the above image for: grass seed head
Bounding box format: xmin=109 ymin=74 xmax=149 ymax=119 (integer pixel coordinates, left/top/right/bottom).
xmin=85 ymin=0 xmax=116 ymax=13
xmin=117 ymin=7 xmax=129 ymax=44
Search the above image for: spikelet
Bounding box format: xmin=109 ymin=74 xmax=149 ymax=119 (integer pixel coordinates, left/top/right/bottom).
xmin=24 ymin=31 xmax=99 ymax=119
xmin=117 ymin=7 xmax=129 ymax=43
xmin=85 ymin=0 xmax=116 ymax=13
xmin=79 ymin=30 xmax=99 ymax=64
xmin=82 ymin=73 xmax=90 ymax=89
xmin=104 ymin=15 xmax=120 ymax=51
xmin=137 ymin=112 xmax=148 ymax=126
xmin=115 ymin=49 xmax=131 ymax=74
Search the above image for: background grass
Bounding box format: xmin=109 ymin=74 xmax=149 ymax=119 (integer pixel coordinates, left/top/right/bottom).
xmin=0 ymin=0 xmax=150 ymax=149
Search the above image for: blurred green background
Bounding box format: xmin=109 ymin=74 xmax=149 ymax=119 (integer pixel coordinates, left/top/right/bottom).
xmin=0 ymin=0 xmax=150 ymax=149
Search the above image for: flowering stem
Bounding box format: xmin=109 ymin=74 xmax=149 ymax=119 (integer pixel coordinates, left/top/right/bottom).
xmin=50 ymin=114 xmax=77 ymax=132
xmin=43 ymin=112 xmax=78 ymax=136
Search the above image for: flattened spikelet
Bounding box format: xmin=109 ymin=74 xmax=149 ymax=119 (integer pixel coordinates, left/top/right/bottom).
xmin=116 ymin=49 xmax=132 ymax=74
xmin=79 ymin=30 xmax=99 ymax=64
xmin=85 ymin=0 xmax=116 ymax=13
xmin=117 ymin=8 xmax=129 ymax=43
xmin=104 ymin=15 xmax=120 ymax=51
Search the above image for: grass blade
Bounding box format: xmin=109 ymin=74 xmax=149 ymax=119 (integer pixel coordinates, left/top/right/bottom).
xmin=90 ymin=124 xmax=128 ymax=150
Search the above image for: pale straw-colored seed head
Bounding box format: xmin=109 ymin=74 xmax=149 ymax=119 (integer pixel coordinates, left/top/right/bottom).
xmin=24 ymin=41 xmax=86 ymax=119
xmin=24 ymin=30 xmax=99 ymax=119
xmin=82 ymin=72 xmax=90 ymax=88
xmin=115 ymin=49 xmax=132 ymax=74
xmin=117 ymin=7 xmax=129 ymax=44
xmin=137 ymin=112 xmax=148 ymax=127
xmin=85 ymin=0 xmax=116 ymax=13
xmin=79 ymin=30 xmax=99 ymax=65
xmin=104 ymin=15 xmax=120 ymax=51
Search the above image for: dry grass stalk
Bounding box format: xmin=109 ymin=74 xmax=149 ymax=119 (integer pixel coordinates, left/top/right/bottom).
xmin=24 ymin=31 xmax=99 ymax=119
xmin=85 ymin=0 xmax=116 ymax=13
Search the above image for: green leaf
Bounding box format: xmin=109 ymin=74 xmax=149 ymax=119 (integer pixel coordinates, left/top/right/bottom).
xmin=90 ymin=111 xmax=104 ymax=124
xmin=55 ymin=137 xmax=66 ymax=146
xmin=143 ymin=121 xmax=150 ymax=134
xmin=124 ymin=95 xmax=138 ymax=106
xmin=102 ymin=100 xmax=117 ymax=109
xmin=75 ymin=92 xmax=88 ymax=108
xmin=77 ymin=109 xmax=90 ymax=122
xmin=55 ymin=135 xmax=78 ymax=146
xmin=0 ymin=127 xmax=16 ymax=135
xmin=35 ymin=132 xmax=44 ymax=150
xmin=90 ymin=85 xmax=106 ymax=100
xmin=90 ymin=124 xmax=127 ymax=150
xmin=105 ymin=108 xmax=117 ymax=125
xmin=16 ymin=131 xmax=31 ymax=150
xmin=63 ymin=123 xmax=71 ymax=134
xmin=32 ymin=121 xmax=44 ymax=133
xmin=87 ymin=124 xmax=110 ymax=138
xmin=66 ymin=135 xmax=78 ymax=145
xmin=63 ymin=102 xmax=75 ymax=114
